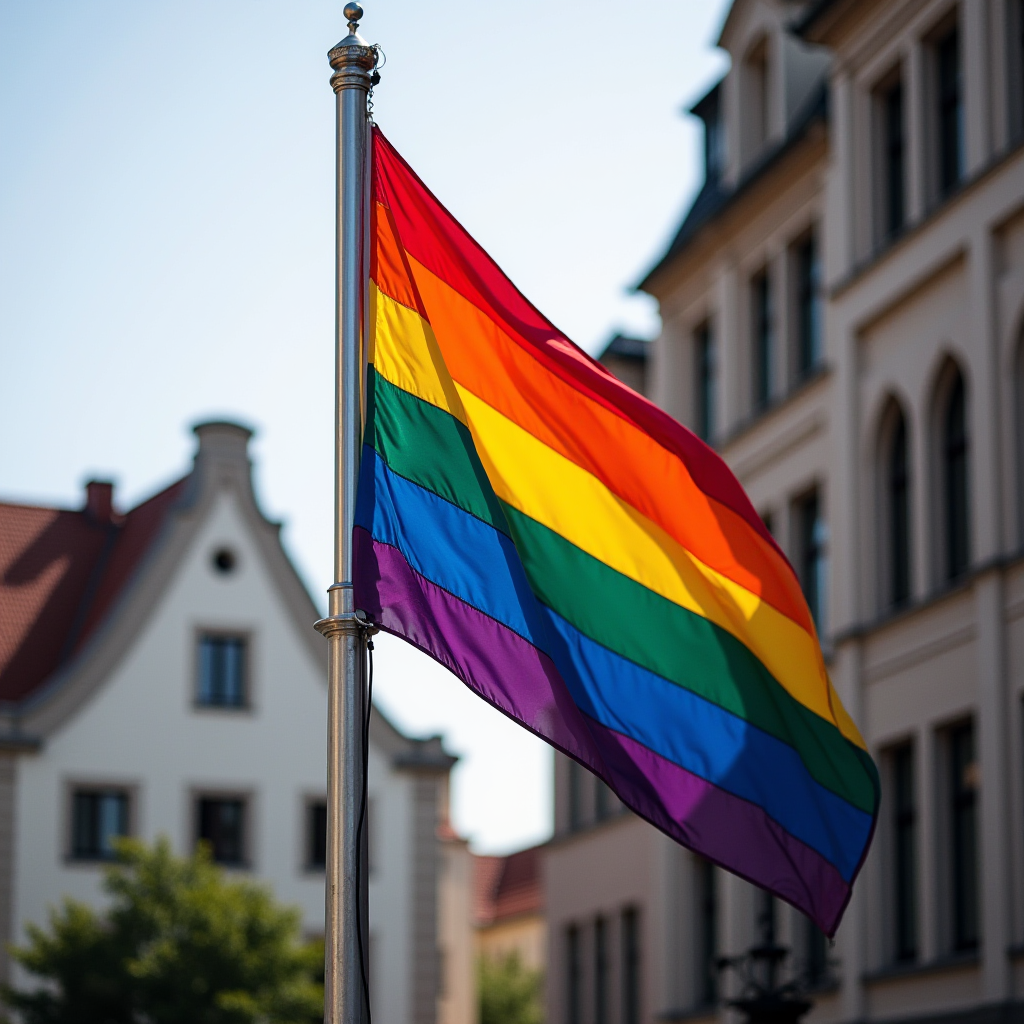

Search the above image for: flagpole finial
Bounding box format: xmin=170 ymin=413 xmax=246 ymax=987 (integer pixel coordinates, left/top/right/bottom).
xmin=329 ymin=1 xmax=376 ymax=92
xmin=344 ymin=3 xmax=363 ymax=31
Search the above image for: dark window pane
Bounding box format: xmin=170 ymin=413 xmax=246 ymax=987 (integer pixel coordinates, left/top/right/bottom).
xmin=595 ymin=780 xmax=612 ymax=822
xmin=695 ymin=322 xmax=717 ymax=442
xmin=950 ymin=723 xmax=978 ymax=950
xmin=799 ymin=491 xmax=827 ymax=630
xmin=696 ymin=858 xmax=718 ymax=1005
xmin=752 ymin=272 xmax=773 ymax=411
xmin=71 ymin=790 xmax=129 ymax=860
xmin=622 ymin=907 xmax=641 ymax=1024
xmin=796 ymin=234 xmax=823 ymax=377
xmin=755 ymin=887 xmax=777 ymax=945
xmin=198 ymin=797 xmax=246 ymax=866
xmin=310 ymin=802 xmax=327 ymax=869
xmin=885 ymin=81 xmax=906 ymax=236
xmin=566 ymin=925 xmax=581 ymax=1024
xmin=893 ymin=743 xmax=917 ymax=960
xmin=197 ymin=635 xmax=247 ymax=707
xmin=804 ymin=915 xmax=828 ymax=986
xmin=594 ymin=916 xmax=608 ymax=1024
xmin=938 ymin=29 xmax=964 ymax=195
xmin=943 ymin=375 xmax=970 ymax=580
xmin=889 ymin=413 xmax=911 ymax=606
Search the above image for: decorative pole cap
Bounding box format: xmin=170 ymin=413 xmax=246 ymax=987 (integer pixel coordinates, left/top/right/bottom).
xmin=329 ymin=2 xmax=376 ymax=89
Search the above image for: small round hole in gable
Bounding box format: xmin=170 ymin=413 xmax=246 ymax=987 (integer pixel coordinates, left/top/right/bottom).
xmin=212 ymin=548 xmax=237 ymax=575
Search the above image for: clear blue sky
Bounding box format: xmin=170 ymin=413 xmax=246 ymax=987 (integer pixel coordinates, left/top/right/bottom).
xmin=0 ymin=0 xmax=730 ymax=854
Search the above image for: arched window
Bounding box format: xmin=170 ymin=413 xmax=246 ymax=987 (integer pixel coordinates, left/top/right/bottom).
xmin=942 ymin=372 xmax=969 ymax=580
xmin=888 ymin=410 xmax=911 ymax=606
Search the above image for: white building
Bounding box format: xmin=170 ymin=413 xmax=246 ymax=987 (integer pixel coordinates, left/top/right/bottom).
xmin=0 ymin=420 xmax=473 ymax=1024
xmin=548 ymin=2 xmax=1024 ymax=1024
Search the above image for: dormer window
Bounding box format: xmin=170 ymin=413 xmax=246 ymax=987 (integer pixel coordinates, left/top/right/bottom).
xmin=744 ymin=36 xmax=771 ymax=162
xmin=692 ymin=85 xmax=724 ymax=185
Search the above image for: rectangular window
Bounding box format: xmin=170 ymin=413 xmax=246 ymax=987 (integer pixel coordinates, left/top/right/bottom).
xmin=1011 ymin=0 xmax=1024 ymax=141
xmin=803 ymin=916 xmax=828 ymax=986
xmin=752 ymin=271 xmax=773 ymax=412
xmin=197 ymin=796 xmax=247 ymax=866
xmin=622 ymin=906 xmax=641 ymax=1024
xmin=197 ymin=634 xmax=247 ymax=708
xmin=936 ymin=26 xmax=964 ymax=196
xmin=568 ymin=760 xmax=584 ymax=832
xmin=755 ymin=888 xmax=777 ymax=945
xmin=883 ymin=79 xmax=906 ymax=236
xmin=696 ymin=858 xmax=718 ymax=1006
xmin=694 ymin=321 xmax=717 ymax=442
xmin=595 ymin=780 xmax=612 ymax=822
xmin=892 ymin=742 xmax=917 ymax=961
xmin=949 ymin=722 xmax=979 ymax=950
xmin=566 ymin=925 xmax=582 ymax=1024
xmin=797 ymin=490 xmax=828 ymax=632
xmin=71 ymin=788 xmax=129 ymax=861
xmin=308 ymin=800 xmax=327 ymax=870
xmin=795 ymin=232 xmax=823 ymax=378
xmin=594 ymin=916 xmax=608 ymax=1024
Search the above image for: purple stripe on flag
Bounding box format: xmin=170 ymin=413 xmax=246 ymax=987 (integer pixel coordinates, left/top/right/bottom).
xmin=354 ymin=527 xmax=851 ymax=933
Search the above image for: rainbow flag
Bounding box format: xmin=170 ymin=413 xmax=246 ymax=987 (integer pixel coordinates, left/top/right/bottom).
xmin=355 ymin=127 xmax=878 ymax=934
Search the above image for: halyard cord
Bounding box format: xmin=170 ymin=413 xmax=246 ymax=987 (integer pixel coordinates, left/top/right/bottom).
xmin=367 ymin=45 xmax=385 ymax=124
xmin=355 ymin=637 xmax=374 ymax=1023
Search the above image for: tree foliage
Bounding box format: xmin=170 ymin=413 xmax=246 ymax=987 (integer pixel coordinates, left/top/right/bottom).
xmin=2 ymin=838 xmax=323 ymax=1024
xmin=478 ymin=952 xmax=543 ymax=1024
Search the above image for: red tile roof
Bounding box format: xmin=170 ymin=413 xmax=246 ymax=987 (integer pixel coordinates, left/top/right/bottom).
xmin=474 ymin=844 xmax=544 ymax=927
xmin=0 ymin=479 xmax=187 ymax=704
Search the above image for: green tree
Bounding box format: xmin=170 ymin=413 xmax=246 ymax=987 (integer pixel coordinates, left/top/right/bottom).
xmin=2 ymin=837 xmax=323 ymax=1024
xmin=478 ymin=952 xmax=543 ymax=1024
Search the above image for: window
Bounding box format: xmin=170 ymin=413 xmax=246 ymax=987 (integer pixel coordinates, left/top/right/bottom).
xmin=197 ymin=634 xmax=247 ymax=708
xmin=197 ymin=796 xmax=247 ymax=866
xmin=888 ymin=409 xmax=911 ymax=607
xmin=695 ymin=858 xmax=718 ymax=1006
xmin=568 ymin=760 xmax=584 ymax=832
xmin=752 ymin=270 xmax=773 ymax=412
xmin=943 ymin=373 xmax=970 ymax=580
xmin=797 ymin=490 xmax=828 ymax=631
xmin=882 ymin=78 xmax=907 ymax=237
xmin=949 ymin=722 xmax=978 ymax=951
xmin=71 ymin=788 xmax=129 ymax=861
xmin=803 ymin=916 xmax=828 ymax=987
xmin=744 ymin=37 xmax=770 ymax=158
xmin=891 ymin=743 xmax=917 ymax=961
xmin=795 ymin=232 xmax=823 ymax=378
xmin=755 ymin=888 xmax=777 ymax=945
xmin=1010 ymin=0 xmax=1024 ymax=141
xmin=695 ymin=321 xmax=717 ymax=443
xmin=595 ymin=780 xmax=613 ymax=822
xmin=594 ymin=916 xmax=608 ymax=1024
xmin=622 ymin=907 xmax=641 ymax=1024
xmin=936 ymin=26 xmax=964 ymax=196
xmin=308 ymin=800 xmax=327 ymax=870
xmin=566 ymin=925 xmax=582 ymax=1024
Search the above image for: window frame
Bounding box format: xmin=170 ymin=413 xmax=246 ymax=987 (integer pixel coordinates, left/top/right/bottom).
xmin=929 ymin=14 xmax=965 ymax=201
xmin=694 ymin=320 xmax=717 ymax=444
xmin=65 ymin=779 xmax=137 ymax=865
xmin=872 ymin=64 xmax=907 ymax=244
xmin=304 ymin=795 xmax=328 ymax=873
xmin=194 ymin=628 xmax=253 ymax=712
xmin=566 ymin=924 xmax=582 ymax=1024
xmin=792 ymin=229 xmax=823 ymax=380
xmin=940 ymin=371 xmax=970 ymax=582
xmin=947 ymin=721 xmax=979 ymax=952
xmin=794 ymin=488 xmax=828 ymax=633
xmin=751 ymin=268 xmax=774 ymax=414
xmin=192 ymin=788 xmax=254 ymax=869
xmin=695 ymin=857 xmax=718 ymax=1007
xmin=888 ymin=741 xmax=918 ymax=963
xmin=621 ymin=906 xmax=641 ymax=1024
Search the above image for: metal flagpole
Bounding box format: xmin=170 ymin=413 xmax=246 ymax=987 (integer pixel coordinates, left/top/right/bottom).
xmin=314 ymin=5 xmax=376 ymax=1024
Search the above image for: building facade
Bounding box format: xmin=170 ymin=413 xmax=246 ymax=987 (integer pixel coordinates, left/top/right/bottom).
xmin=548 ymin=2 xmax=1024 ymax=1024
xmin=0 ymin=421 xmax=473 ymax=1024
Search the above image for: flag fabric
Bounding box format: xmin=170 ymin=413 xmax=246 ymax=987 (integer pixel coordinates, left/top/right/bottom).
xmin=355 ymin=126 xmax=879 ymax=935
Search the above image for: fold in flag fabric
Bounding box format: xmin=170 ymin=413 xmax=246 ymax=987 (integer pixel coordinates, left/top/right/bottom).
xmin=355 ymin=125 xmax=879 ymax=935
